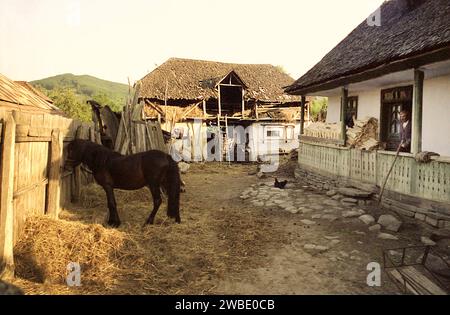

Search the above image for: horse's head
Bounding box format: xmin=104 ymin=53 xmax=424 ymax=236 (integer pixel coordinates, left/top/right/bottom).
xmin=65 ymin=139 xmax=88 ymax=169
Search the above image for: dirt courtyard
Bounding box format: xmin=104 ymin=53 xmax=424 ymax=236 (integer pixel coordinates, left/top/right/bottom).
xmin=11 ymin=162 xmax=449 ymax=295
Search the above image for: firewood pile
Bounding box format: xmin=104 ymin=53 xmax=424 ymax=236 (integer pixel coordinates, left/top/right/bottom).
xmin=347 ymin=118 xmax=379 ymax=151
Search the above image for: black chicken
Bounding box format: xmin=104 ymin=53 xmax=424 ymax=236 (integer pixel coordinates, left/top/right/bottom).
xmin=274 ymin=178 xmax=288 ymax=189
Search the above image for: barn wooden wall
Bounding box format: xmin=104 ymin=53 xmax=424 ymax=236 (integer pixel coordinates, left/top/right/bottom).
xmin=0 ymin=109 xmax=99 ymax=276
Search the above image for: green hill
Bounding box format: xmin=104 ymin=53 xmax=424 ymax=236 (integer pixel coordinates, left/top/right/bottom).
xmin=31 ymin=73 xmax=129 ymax=113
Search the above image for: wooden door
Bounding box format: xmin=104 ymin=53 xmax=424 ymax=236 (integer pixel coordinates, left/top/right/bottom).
xmin=381 ymin=86 xmax=412 ymax=151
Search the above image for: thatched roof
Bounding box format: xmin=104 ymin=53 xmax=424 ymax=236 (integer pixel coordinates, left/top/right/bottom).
xmin=286 ymin=0 xmax=450 ymax=94
xmin=139 ymin=58 xmax=299 ymax=102
xmin=0 ymin=73 xmax=61 ymax=112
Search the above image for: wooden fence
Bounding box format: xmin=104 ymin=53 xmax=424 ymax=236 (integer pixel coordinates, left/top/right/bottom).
xmin=298 ymin=140 xmax=450 ymax=204
xmin=0 ymin=109 xmax=99 ymax=277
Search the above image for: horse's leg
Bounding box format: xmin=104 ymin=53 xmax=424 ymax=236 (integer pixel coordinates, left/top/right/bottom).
xmin=103 ymin=185 xmax=121 ymax=227
xmin=144 ymin=182 xmax=162 ymax=225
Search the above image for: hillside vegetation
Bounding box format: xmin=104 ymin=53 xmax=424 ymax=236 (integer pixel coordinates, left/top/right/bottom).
xmin=31 ymin=73 xmax=129 ymax=121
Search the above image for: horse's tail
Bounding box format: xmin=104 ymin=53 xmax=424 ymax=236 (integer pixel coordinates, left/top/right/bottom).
xmin=164 ymin=156 xmax=181 ymax=222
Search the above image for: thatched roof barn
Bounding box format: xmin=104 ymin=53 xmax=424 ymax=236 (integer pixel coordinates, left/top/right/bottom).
xmin=140 ymin=57 xmax=299 ymax=103
xmin=286 ymin=0 xmax=450 ymax=95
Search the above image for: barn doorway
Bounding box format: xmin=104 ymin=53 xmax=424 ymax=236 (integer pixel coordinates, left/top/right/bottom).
xmin=218 ymin=71 xmax=246 ymax=118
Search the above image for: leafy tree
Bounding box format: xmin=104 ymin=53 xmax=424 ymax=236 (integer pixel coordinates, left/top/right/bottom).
xmin=92 ymin=92 xmax=122 ymax=112
xmin=47 ymin=87 xmax=92 ymax=122
xmin=310 ymin=97 xmax=328 ymax=122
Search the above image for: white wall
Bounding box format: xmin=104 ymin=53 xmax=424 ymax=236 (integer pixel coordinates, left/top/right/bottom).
xmin=326 ymin=96 xmax=341 ymax=123
xmin=423 ymin=74 xmax=450 ymax=156
xmin=357 ymin=90 xmax=381 ymax=120
xmin=326 ymin=90 xmax=381 ymax=123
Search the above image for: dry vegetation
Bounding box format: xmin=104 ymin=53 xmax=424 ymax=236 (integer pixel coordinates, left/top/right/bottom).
xmin=11 ymin=163 xmax=287 ymax=295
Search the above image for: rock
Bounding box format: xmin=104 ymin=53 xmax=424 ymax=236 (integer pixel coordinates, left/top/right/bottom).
xmin=350 ymin=256 xmax=361 ymax=261
xmin=378 ymin=214 xmax=402 ymax=232
xmin=342 ymin=210 xmax=362 ymax=218
xmin=354 ymin=231 xmax=366 ymax=235
xmin=300 ymin=219 xmax=316 ymax=225
xmin=178 ymin=162 xmax=190 ymax=174
xmin=339 ymin=251 xmax=349 ymax=258
xmin=378 ymin=233 xmax=399 ymax=240
xmin=315 ymin=245 xmax=329 ymax=252
xmin=329 ymin=239 xmax=341 ymax=246
xmin=342 ymin=198 xmax=358 ymax=204
xmin=338 ymin=187 xmax=372 ymax=198
xmin=248 ymin=170 xmax=258 ymax=176
xmin=359 ymin=214 xmax=375 ymax=225
xmin=322 ymin=214 xmax=339 ymax=222
xmin=426 ymin=253 xmax=450 ymax=278
xmin=323 ymin=200 xmax=340 ymax=207
xmin=332 ymin=194 xmax=343 ymax=201
xmin=421 ymin=236 xmax=437 ymax=246
xmin=256 ymin=172 xmax=267 ymax=179
xmin=312 ymin=214 xmax=322 ymax=219
xmin=304 ymin=244 xmax=328 ymax=252
xmin=326 ymin=190 xmax=337 ymax=197
xmin=252 ymin=201 xmax=265 ymax=207
xmin=369 ymin=224 xmax=382 ymax=232
xmin=324 ymin=236 xmax=340 ymax=240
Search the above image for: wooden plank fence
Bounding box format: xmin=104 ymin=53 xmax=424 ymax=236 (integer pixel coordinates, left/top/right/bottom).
xmin=0 ymin=109 xmax=99 ymax=277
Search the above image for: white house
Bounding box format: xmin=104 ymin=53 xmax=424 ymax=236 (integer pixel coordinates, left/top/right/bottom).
xmin=285 ymin=0 xmax=450 ymax=228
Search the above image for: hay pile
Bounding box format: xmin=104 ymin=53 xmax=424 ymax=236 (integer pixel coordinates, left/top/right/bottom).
xmin=304 ymin=122 xmax=340 ymax=140
xmin=14 ymin=216 xmax=130 ymax=291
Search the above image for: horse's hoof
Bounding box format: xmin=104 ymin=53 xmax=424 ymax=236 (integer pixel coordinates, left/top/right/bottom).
xmin=107 ymin=220 xmax=121 ymax=228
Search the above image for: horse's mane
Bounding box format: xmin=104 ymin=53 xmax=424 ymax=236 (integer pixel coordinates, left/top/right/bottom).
xmin=77 ymin=140 xmax=121 ymax=172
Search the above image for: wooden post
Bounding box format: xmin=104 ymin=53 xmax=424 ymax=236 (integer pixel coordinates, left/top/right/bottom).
xmin=412 ymin=69 xmax=424 ymax=154
xmin=71 ymin=126 xmax=82 ymax=203
xmin=218 ymin=85 xmax=222 ymax=118
xmin=0 ymin=113 xmax=16 ymax=278
xmin=300 ymin=96 xmax=306 ymax=135
xmin=47 ymin=129 xmax=63 ymax=219
xmin=202 ymin=99 xmax=207 ymax=117
xmin=241 ymin=87 xmax=245 ymax=118
xmin=340 ymin=87 xmax=348 ymax=145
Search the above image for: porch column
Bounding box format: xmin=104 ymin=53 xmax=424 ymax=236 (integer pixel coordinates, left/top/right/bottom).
xmin=300 ymin=96 xmax=306 ymax=135
xmin=241 ymin=87 xmax=245 ymax=118
xmin=412 ymin=69 xmax=424 ymax=154
xmin=340 ymin=87 xmax=348 ymax=145
xmin=218 ymin=84 xmax=222 ymax=118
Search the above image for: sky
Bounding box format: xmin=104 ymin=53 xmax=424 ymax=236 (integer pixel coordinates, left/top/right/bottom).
xmin=0 ymin=0 xmax=385 ymax=84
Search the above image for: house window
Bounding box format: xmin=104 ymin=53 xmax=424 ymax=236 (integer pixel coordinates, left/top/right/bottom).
xmin=347 ymin=96 xmax=358 ymax=120
xmin=267 ymin=130 xmax=281 ymax=138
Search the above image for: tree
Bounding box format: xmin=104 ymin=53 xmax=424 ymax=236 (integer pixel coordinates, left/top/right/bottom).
xmin=47 ymin=87 xmax=92 ymax=122
xmin=310 ymin=97 xmax=328 ymax=122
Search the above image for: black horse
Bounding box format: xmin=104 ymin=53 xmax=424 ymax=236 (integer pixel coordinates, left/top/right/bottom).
xmin=66 ymin=139 xmax=181 ymax=227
